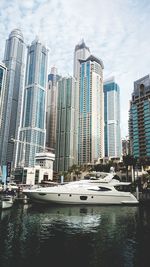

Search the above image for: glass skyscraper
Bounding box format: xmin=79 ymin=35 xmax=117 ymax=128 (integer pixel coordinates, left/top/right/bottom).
xmin=0 ymin=63 xmax=7 ymax=158
xmin=129 ymin=74 xmax=150 ymax=159
xmin=78 ymin=55 xmax=104 ymax=165
xmin=0 ymin=29 xmax=26 ymax=168
xmin=104 ymin=77 xmax=121 ymax=158
xmin=73 ymin=39 xmax=90 ymax=80
xmin=55 ymin=76 xmax=78 ymax=172
xmin=46 ymin=67 xmax=61 ymax=151
xmin=17 ymin=38 xmax=48 ymax=167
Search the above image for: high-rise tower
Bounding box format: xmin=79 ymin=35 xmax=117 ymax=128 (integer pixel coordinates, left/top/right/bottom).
xmin=17 ymin=38 xmax=48 ymax=167
xmin=78 ymin=55 xmax=104 ymax=165
xmin=46 ymin=67 xmax=61 ymax=151
xmin=73 ymin=40 xmax=91 ymax=166
xmin=0 ymin=63 xmax=7 ymax=157
xmin=129 ymin=74 xmax=150 ymax=159
xmin=0 ymin=29 xmax=26 ymax=167
xmin=73 ymin=39 xmax=90 ymax=81
xmin=55 ymin=76 xmax=78 ymax=172
xmin=104 ymin=77 xmax=121 ymax=158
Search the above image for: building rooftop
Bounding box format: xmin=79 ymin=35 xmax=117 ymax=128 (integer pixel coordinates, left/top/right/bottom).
xmin=104 ymin=76 xmax=115 ymax=84
xmin=35 ymin=152 xmax=55 ymax=160
xmin=9 ymin=29 xmax=24 ymax=41
xmin=79 ymin=54 xmax=104 ymax=69
xmin=75 ymin=39 xmax=90 ymax=52
xmin=132 ymin=74 xmax=150 ymax=98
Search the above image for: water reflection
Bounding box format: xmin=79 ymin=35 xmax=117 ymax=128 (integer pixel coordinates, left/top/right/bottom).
xmin=29 ymin=205 xmax=102 ymax=234
xmin=1 ymin=209 xmax=12 ymax=221
xmin=0 ymin=204 xmax=150 ymax=267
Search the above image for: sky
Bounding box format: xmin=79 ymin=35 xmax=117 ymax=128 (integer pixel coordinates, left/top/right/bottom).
xmin=0 ymin=0 xmax=150 ymax=139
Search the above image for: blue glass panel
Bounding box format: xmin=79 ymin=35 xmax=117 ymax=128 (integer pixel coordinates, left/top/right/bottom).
xmin=39 ymin=52 xmax=46 ymax=87
xmin=25 ymin=88 xmax=32 ymax=127
xmin=86 ymin=62 xmax=90 ymax=113
xmin=36 ymin=88 xmax=45 ymax=129
xmin=28 ymin=51 xmax=34 ymax=84
xmin=79 ymin=64 xmax=85 ymax=113
xmin=0 ymin=68 xmax=4 ymax=95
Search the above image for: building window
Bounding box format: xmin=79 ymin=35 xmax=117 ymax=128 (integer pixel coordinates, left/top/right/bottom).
xmin=35 ymin=170 xmax=39 ymax=184
xmin=140 ymin=84 xmax=144 ymax=96
xmin=43 ymin=174 xmax=48 ymax=181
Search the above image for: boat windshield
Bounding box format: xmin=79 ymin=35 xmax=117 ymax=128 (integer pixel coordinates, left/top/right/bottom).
xmin=114 ymin=184 xmax=131 ymax=192
xmin=84 ymin=172 xmax=112 ymax=180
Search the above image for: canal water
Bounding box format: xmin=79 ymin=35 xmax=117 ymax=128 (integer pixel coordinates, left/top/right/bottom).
xmin=0 ymin=203 xmax=150 ymax=267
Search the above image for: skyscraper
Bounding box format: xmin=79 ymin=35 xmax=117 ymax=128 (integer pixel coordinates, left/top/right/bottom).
xmin=46 ymin=67 xmax=60 ymax=151
xmin=104 ymin=77 xmax=121 ymax=158
xmin=0 ymin=29 xmax=26 ymax=168
xmin=55 ymin=76 xmax=78 ymax=172
xmin=73 ymin=39 xmax=90 ymax=80
xmin=78 ymin=55 xmax=104 ymax=165
xmin=0 ymin=63 xmax=7 ymax=155
xmin=129 ymin=74 xmax=150 ymax=159
xmin=17 ymin=38 xmax=48 ymax=167
xmin=73 ymin=40 xmax=91 ymax=166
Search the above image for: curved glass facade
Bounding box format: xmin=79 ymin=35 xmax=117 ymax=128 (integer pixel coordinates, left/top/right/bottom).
xmin=17 ymin=39 xmax=48 ymax=167
xmin=79 ymin=56 xmax=104 ymax=165
xmin=0 ymin=29 xmax=25 ymax=167
xmin=129 ymin=75 xmax=150 ymax=159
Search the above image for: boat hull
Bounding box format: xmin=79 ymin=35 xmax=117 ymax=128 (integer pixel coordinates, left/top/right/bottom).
xmin=23 ymin=190 xmax=138 ymax=205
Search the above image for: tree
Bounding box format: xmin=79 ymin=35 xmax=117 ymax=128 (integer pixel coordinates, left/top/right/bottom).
xmin=140 ymin=156 xmax=147 ymax=172
xmin=123 ymin=155 xmax=137 ymax=182
xmin=68 ymin=165 xmax=81 ymax=181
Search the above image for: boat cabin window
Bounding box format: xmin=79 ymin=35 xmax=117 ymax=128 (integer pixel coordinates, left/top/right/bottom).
xmin=114 ymin=185 xmax=131 ymax=192
xmin=89 ymin=187 xmax=111 ymax=191
xmin=99 ymin=187 xmax=111 ymax=191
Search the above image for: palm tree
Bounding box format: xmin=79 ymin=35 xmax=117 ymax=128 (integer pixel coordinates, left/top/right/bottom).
xmin=140 ymin=156 xmax=147 ymax=172
xmin=68 ymin=164 xmax=78 ymax=173
xmin=75 ymin=169 xmax=81 ymax=180
xmin=123 ymin=155 xmax=137 ymax=182
xmin=123 ymin=155 xmax=131 ymax=181
xmin=68 ymin=165 xmax=81 ymax=181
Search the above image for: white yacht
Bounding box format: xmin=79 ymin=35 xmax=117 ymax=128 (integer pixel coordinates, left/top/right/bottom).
xmin=23 ymin=172 xmax=139 ymax=205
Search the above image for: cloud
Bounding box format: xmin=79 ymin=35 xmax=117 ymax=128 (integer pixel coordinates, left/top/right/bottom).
xmin=0 ymin=0 xmax=150 ymax=138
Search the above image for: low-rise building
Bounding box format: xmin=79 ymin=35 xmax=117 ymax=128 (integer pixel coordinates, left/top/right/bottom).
xmin=14 ymin=152 xmax=55 ymax=185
